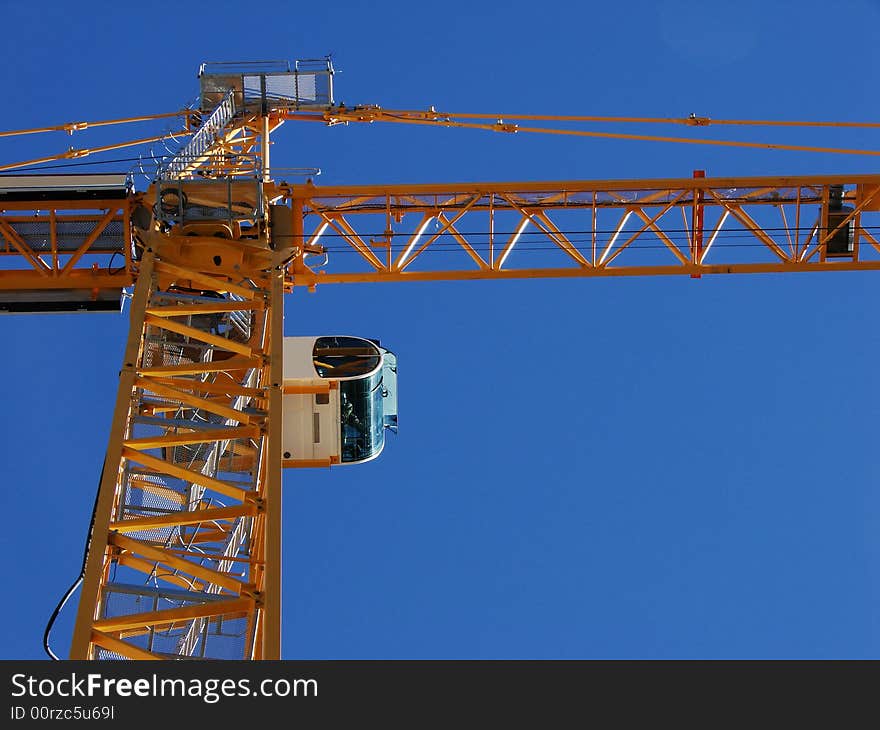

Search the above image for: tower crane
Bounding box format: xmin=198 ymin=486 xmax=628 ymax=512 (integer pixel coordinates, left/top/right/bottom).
xmin=2 ymin=57 xmax=879 ymax=661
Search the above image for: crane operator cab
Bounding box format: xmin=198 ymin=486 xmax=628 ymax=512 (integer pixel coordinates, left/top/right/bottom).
xmin=282 ymin=336 xmax=398 ymax=467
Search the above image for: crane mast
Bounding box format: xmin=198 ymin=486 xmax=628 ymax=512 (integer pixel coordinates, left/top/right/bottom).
xmin=63 ymin=61 xmax=307 ymax=660
xmin=69 ymin=251 xmax=284 ymax=660
xmin=1 ymin=57 xmax=878 ymax=660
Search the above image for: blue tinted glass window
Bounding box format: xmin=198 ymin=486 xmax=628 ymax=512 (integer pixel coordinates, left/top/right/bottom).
xmin=339 ymin=371 xmax=385 ymax=463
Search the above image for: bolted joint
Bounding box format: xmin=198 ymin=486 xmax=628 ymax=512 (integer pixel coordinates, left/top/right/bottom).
xmin=686 ymin=114 xmax=711 ymax=127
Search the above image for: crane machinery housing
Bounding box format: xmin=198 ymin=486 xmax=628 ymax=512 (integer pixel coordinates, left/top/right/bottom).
xmin=2 ymin=56 xmax=879 ymax=661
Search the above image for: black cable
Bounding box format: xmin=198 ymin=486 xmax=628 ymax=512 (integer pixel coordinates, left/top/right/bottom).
xmin=43 ymin=464 xmax=104 ymax=661
xmin=107 ymin=251 xmax=127 ymax=276
xmin=0 ymin=157 xmax=145 ymax=171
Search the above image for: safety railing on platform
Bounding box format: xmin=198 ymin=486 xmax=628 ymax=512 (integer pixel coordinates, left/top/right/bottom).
xmin=158 ymin=92 xmax=236 ymax=180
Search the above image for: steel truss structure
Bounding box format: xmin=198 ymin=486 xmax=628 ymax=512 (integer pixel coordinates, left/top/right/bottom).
xmin=68 ymin=249 xmax=284 ymax=660
xmin=3 ymin=56 xmax=880 ymax=660
xmin=8 ymin=174 xmax=880 ymax=302
xmin=275 ymin=174 xmax=880 ymax=287
xmin=0 ymin=194 xmax=134 ymax=307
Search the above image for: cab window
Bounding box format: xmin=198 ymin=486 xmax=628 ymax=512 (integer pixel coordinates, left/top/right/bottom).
xmin=312 ymin=336 xmax=380 ymax=379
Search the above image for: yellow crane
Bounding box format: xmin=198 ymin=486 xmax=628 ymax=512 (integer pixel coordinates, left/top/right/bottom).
xmin=2 ymin=58 xmax=878 ymax=660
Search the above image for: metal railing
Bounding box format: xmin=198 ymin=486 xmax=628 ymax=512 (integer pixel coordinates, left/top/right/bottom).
xmin=198 ymin=57 xmax=334 ymax=113
xmin=159 ymin=91 xmax=236 ymax=180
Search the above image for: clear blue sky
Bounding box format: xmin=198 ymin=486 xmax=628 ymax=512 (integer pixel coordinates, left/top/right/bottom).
xmin=1 ymin=0 xmax=878 ymax=660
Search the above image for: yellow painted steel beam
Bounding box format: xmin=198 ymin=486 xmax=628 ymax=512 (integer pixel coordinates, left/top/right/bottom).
xmin=121 ymin=447 xmax=258 ymax=502
xmin=122 ymin=426 xmax=260 ymax=451
xmin=0 ymin=218 xmax=52 ymax=273
xmin=0 ymin=270 xmax=132 ymax=291
xmin=145 ymin=377 xmax=265 ymax=399
xmin=282 ymin=383 xmax=337 ymax=394
xmin=260 ymin=262 xmax=284 ymax=659
xmin=90 ymin=631 xmax=164 ymax=660
xmin=290 ymin=260 xmax=880 ymax=287
xmin=109 ymin=533 xmax=249 ymax=595
xmin=137 ymin=355 xmax=263 ymax=376
xmin=144 ymin=315 xmax=258 ymax=358
xmin=59 ymin=208 xmax=119 ymax=275
xmin=69 ymin=251 xmax=157 ymax=661
xmin=134 ymin=376 xmax=262 ymax=424
xmin=109 ymin=504 xmax=258 ymax=533
xmin=93 ymin=597 xmax=255 ymax=633
xmin=115 ymin=554 xmax=207 ymax=591
xmin=280 ymin=173 xmax=880 ymax=199
xmin=153 ymin=260 xmax=263 ymax=300
xmin=145 ymin=300 xmax=266 ymax=316
xmin=283 ymin=457 xmax=339 ymax=469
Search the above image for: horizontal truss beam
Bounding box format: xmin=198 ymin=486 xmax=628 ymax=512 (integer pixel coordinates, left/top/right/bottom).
xmin=273 ymin=173 xmax=880 ymax=287
xmin=0 ymin=201 xmax=134 ymax=296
